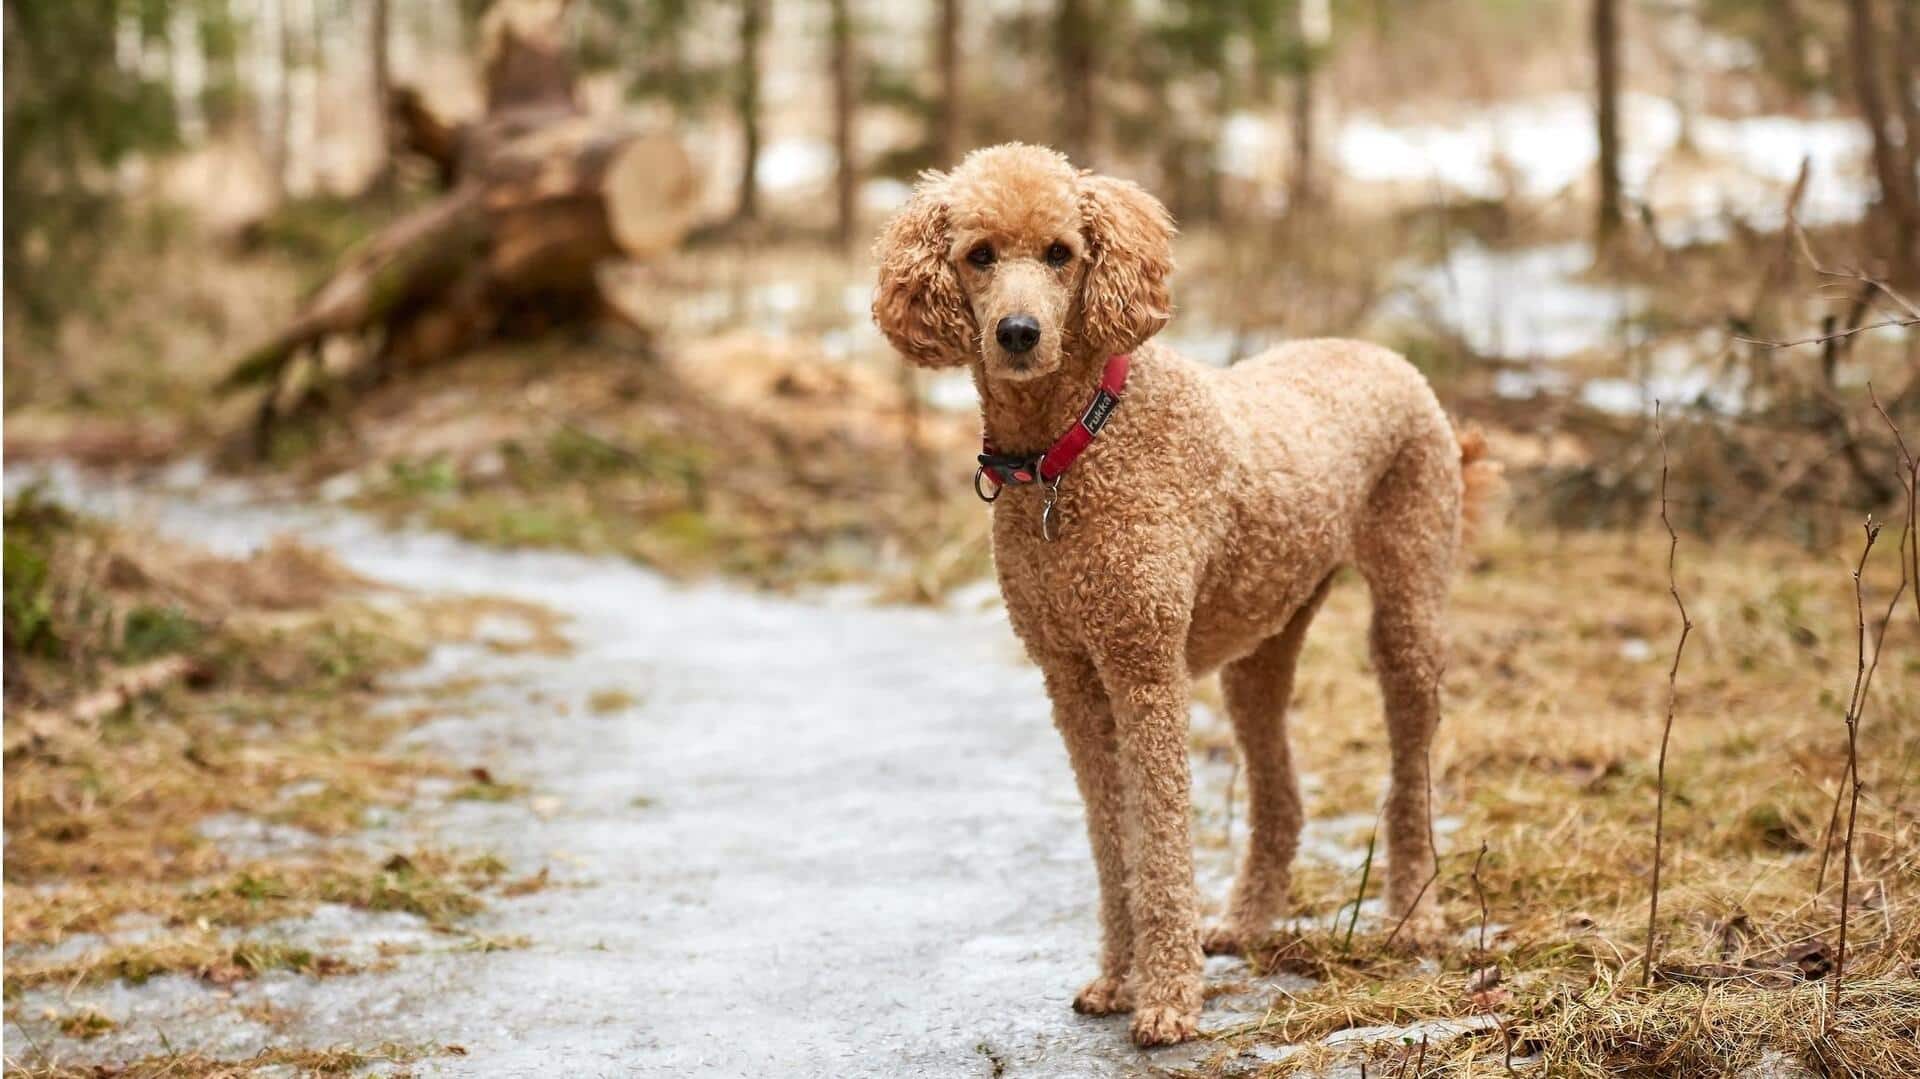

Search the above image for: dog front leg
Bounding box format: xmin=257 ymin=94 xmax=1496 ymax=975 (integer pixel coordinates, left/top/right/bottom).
xmin=1045 ymin=658 xmax=1134 ymax=1015
xmin=1109 ymin=670 xmax=1203 ymax=1046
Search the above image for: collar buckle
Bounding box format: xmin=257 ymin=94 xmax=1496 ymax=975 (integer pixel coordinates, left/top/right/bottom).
xmin=973 ymin=353 xmax=1132 ymax=530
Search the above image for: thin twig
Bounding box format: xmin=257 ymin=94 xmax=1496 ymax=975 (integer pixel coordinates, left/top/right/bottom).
xmin=1733 ymin=317 xmax=1917 ymax=350
xmin=1645 ymin=401 xmax=1693 ymax=986
xmin=1815 ymin=761 xmax=1850 ymax=895
xmin=1870 ymin=383 xmax=1920 ymax=623
xmin=1472 ymin=840 xmax=1491 ymax=957
xmin=1738 ymin=224 xmax=1920 ymax=348
xmin=1833 ymin=517 xmax=1882 ymax=1018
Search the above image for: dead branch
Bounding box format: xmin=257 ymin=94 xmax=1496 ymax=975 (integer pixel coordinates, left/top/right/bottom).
xmin=6 ymin=655 xmax=206 ymax=753
xmin=1645 ymin=400 xmax=1693 ymax=985
xmin=1832 ymin=517 xmax=1881 ymax=1017
xmin=1472 ymin=840 xmax=1491 ymax=957
xmin=1817 ymin=285 xmax=1900 ymax=505
xmin=1732 ymin=317 xmax=1918 ymax=350
xmin=1736 ymin=226 xmax=1920 ymax=349
xmin=1871 ymin=384 xmax=1920 ymax=622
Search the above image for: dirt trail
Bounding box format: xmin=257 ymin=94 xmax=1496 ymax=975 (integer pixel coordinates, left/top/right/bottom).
xmin=7 ymin=465 xmax=1305 ymax=1077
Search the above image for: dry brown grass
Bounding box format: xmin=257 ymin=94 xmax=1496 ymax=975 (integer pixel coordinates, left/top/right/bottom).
xmin=3 ymin=498 xmax=551 ymax=1036
xmin=1181 ymin=523 xmax=1920 ymax=1076
xmin=324 ymin=340 xmax=989 ymax=595
xmin=5 ymin=1040 xmax=450 ymax=1078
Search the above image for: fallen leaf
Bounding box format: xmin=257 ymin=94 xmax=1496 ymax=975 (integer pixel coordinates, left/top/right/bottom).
xmin=1784 ymin=940 xmax=1833 ymax=981
xmin=1469 ymin=986 xmax=1513 ymax=1011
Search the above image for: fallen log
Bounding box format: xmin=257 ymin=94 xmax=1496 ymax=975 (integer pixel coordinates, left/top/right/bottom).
xmin=219 ymin=0 xmax=698 ymax=454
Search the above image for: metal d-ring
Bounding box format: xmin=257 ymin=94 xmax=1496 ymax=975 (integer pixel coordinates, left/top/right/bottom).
xmin=973 ymin=466 xmax=1002 ymax=503
xmin=1040 ymin=475 xmax=1063 ymax=541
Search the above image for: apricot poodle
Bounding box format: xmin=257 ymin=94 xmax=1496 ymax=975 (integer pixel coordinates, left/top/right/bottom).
xmin=872 ymin=144 xmax=1498 ymax=1047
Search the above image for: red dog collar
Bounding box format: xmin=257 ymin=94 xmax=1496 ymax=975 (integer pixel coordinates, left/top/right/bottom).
xmin=975 ymin=353 xmax=1130 ymax=500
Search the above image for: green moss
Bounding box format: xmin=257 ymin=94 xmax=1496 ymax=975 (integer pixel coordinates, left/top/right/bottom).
xmin=3 ymin=488 xmax=76 ymax=661
xmin=119 ymin=604 xmax=203 ymax=662
xmin=387 ymin=455 xmax=462 ymax=497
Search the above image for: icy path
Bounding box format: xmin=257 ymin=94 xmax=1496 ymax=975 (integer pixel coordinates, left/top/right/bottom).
xmin=6 ymin=467 xmax=1277 ymax=1077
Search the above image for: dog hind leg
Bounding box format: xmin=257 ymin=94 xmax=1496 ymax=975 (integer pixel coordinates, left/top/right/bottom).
xmin=1355 ymin=428 xmax=1461 ymax=937
xmin=1203 ymin=574 xmax=1335 ymax=954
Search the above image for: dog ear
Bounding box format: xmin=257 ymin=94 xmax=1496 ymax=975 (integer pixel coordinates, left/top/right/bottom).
xmin=1075 ymin=173 xmax=1175 ymax=357
xmin=872 ymin=173 xmax=975 ymax=368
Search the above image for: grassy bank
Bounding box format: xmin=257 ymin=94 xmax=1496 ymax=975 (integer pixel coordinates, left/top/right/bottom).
xmin=1178 ymin=525 xmax=1920 ymax=1076
xmin=2 ymin=490 xmax=548 ymax=1074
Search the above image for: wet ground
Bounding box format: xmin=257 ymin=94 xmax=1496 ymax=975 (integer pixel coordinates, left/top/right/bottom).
xmin=6 ymin=466 xmax=1333 ymax=1077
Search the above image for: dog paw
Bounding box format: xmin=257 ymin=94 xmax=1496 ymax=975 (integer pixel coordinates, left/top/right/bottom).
xmin=1129 ymin=1002 xmax=1200 ymax=1047
xmin=1072 ymin=974 xmax=1132 ymax=1015
xmin=1200 ymin=921 xmax=1250 ymax=956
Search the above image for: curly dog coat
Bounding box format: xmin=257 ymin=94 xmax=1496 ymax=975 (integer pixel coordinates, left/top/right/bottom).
xmin=872 ymin=143 xmax=1497 ymax=1046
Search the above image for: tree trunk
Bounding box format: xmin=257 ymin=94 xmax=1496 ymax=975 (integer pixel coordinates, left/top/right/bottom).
xmin=1593 ymin=0 xmax=1624 ymax=243
xmin=935 ymin=0 xmax=962 ymax=166
xmin=480 ymin=0 xmax=578 ymax=114
xmin=1845 ymin=0 xmax=1920 ymax=283
xmin=1891 ymin=1 xmax=1920 ymax=234
xmin=389 ymin=0 xmax=582 ymax=190
xmin=390 ymin=87 xmax=464 ymax=187
xmin=272 ymin=0 xmax=293 ymax=201
xmin=1291 ymin=0 xmax=1330 ymax=210
xmin=1291 ymin=72 xmax=1315 ymax=209
xmin=735 ymin=0 xmax=765 ymax=224
xmin=368 ymin=0 xmax=395 ymax=192
xmin=1056 ymin=0 xmax=1096 ymax=164
xmin=829 ymin=0 xmax=857 ymax=249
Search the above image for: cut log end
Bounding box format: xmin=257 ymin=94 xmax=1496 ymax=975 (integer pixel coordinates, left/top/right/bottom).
xmin=604 ymin=134 xmax=700 ymax=259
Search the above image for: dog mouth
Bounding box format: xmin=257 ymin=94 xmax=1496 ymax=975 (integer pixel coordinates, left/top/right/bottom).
xmin=985 ymin=344 xmax=1059 ymax=381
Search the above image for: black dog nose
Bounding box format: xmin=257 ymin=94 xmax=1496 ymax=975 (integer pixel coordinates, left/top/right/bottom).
xmin=995 ymin=314 xmax=1042 ymax=354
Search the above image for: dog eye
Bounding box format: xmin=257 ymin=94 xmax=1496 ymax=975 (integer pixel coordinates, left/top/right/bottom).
xmin=1045 ymin=243 xmax=1072 ymax=267
xmin=967 ymin=244 xmax=996 ymax=267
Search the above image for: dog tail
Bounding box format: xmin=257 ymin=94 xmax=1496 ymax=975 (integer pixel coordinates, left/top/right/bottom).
xmin=1456 ymin=425 xmax=1505 ymax=549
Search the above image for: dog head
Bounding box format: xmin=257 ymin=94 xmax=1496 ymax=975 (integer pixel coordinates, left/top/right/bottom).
xmin=872 ymin=144 xmax=1174 ymax=382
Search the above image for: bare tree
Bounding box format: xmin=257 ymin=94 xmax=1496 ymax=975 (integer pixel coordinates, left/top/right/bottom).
xmin=1846 ymin=0 xmax=1920 ymax=283
xmin=934 ymin=0 xmax=962 ymax=166
xmin=1055 ymin=0 xmax=1096 ymax=163
xmin=1593 ymin=0 xmax=1624 ymax=243
xmin=270 ymin=0 xmax=294 ymax=201
xmin=1291 ymin=0 xmax=1331 ymax=208
xmin=735 ymin=0 xmax=766 ymax=224
xmin=828 ymin=0 xmax=857 ymax=249
xmin=368 ymin=0 xmax=395 ymax=193
xmin=1894 ymin=2 xmax=1919 ymax=194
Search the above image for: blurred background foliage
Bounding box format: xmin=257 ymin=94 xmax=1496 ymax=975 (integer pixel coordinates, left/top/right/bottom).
xmin=2 ymin=0 xmax=1915 ymax=561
